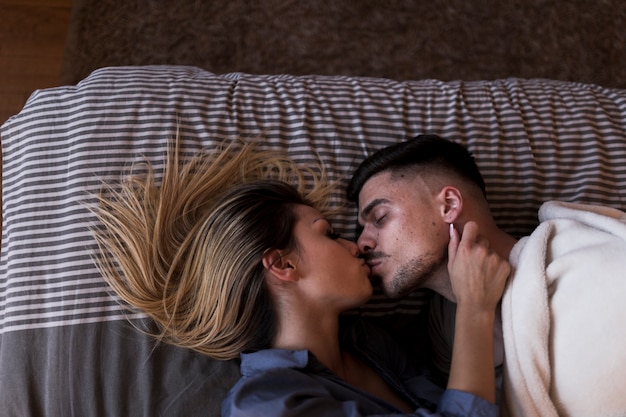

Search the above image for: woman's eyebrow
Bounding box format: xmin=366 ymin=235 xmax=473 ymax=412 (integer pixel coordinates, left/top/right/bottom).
xmin=312 ymin=217 xmax=330 ymax=226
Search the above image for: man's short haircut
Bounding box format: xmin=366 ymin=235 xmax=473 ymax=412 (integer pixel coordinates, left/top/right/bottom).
xmin=346 ymin=134 xmax=487 ymax=202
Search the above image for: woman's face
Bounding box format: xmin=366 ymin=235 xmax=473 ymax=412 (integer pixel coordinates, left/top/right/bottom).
xmin=290 ymin=204 xmax=373 ymax=312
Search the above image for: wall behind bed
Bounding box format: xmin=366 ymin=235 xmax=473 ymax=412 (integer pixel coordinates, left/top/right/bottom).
xmin=62 ymin=0 xmax=626 ymax=89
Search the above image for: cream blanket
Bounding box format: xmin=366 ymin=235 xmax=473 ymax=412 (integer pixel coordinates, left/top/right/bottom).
xmin=501 ymin=201 xmax=626 ymax=417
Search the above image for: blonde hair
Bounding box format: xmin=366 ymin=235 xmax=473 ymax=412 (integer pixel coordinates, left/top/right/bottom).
xmin=91 ymin=137 xmax=336 ymax=360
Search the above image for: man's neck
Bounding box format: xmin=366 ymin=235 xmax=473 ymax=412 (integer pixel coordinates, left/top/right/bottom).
xmin=489 ymin=228 xmax=518 ymax=261
xmin=426 ymin=224 xmax=518 ymax=303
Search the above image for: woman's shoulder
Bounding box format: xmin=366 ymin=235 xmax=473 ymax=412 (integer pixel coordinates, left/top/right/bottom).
xmin=222 ymin=348 xmax=339 ymax=416
xmin=239 ymin=348 xmax=311 ymax=376
xmin=234 ymin=348 xmax=331 ymax=391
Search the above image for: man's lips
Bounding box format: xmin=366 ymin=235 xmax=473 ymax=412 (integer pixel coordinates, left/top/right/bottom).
xmin=364 ymin=255 xmax=383 ymax=266
xmin=365 ymin=260 xmax=382 ymax=274
xmin=362 ymin=253 xmax=387 ymax=275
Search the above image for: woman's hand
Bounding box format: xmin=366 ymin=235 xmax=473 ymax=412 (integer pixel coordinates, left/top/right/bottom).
xmin=446 ymin=221 xmax=510 ymax=404
xmin=447 ymin=222 xmax=510 ymax=312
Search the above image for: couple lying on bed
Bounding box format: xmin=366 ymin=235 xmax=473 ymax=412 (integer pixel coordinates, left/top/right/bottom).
xmin=92 ymin=135 xmax=626 ymax=417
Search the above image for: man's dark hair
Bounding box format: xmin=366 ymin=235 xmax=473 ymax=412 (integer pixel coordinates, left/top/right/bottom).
xmin=346 ymin=134 xmax=486 ymax=201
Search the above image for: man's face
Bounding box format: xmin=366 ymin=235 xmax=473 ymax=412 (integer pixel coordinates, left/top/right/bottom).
xmin=289 ymin=204 xmax=373 ymax=313
xmin=356 ymin=171 xmax=449 ymax=298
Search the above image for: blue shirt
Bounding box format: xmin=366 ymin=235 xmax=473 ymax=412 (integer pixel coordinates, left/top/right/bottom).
xmin=222 ymin=319 xmax=498 ymax=416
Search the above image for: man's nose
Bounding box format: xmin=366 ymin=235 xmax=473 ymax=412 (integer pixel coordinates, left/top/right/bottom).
xmin=357 ymin=231 xmax=375 ymax=254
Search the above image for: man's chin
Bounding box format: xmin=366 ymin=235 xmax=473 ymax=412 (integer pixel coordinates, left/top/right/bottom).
xmin=368 ymin=275 xmax=403 ymax=298
xmin=381 ymin=280 xmax=414 ymax=300
xmin=382 ymin=269 xmax=435 ymax=299
xmin=372 ymin=270 xmax=428 ymax=299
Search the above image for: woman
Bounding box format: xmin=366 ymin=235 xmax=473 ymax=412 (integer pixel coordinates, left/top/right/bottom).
xmin=92 ymin=138 xmax=509 ymax=416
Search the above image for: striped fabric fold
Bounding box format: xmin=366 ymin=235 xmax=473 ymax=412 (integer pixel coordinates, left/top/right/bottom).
xmin=2 ymin=65 xmax=626 ymax=334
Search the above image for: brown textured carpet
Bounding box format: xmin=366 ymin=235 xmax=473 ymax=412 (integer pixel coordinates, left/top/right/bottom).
xmin=62 ymin=0 xmax=626 ymax=89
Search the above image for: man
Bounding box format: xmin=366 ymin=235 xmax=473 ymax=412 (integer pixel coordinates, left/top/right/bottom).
xmin=347 ymin=135 xmax=626 ymax=417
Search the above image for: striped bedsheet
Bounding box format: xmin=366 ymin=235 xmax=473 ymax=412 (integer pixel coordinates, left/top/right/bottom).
xmin=1 ymin=66 xmax=625 ymax=416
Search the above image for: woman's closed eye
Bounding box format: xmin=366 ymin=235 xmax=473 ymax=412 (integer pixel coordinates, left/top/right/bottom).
xmin=327 ymin=229 xmax=341 ymax=240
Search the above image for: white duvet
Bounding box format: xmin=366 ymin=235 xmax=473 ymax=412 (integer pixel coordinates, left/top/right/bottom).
xmin=502 ymin=201 xmax=626 ymax=417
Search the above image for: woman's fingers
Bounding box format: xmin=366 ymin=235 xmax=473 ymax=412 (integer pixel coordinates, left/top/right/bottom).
xmin=448 ymin=223 xmax=460 ymax=264
xmin=448 ymin=222 xmax=510 ymax=308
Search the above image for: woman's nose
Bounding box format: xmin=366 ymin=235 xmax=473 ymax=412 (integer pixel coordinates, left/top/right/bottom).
xmin=340 ymin=238 xmax=360 ymax=257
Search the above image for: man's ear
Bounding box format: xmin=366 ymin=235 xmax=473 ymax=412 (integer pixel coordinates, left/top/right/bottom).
xmin=262 ymin=249 xmax=299 ymax=282
xmin=437 ymin=186 xmax=463 ymax=223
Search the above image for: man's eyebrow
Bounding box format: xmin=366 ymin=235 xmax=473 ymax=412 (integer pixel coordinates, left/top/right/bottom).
xmin=359 ymin=198 xmax=389 ymax=220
